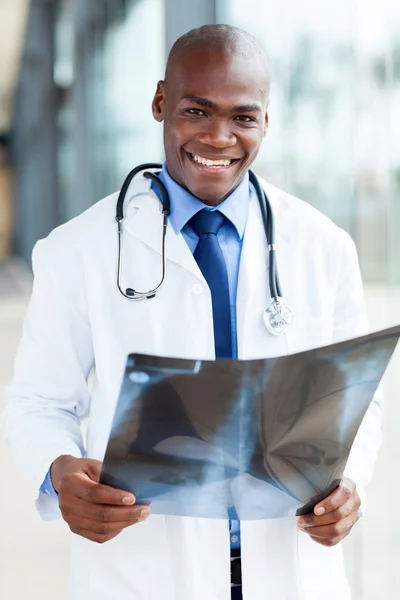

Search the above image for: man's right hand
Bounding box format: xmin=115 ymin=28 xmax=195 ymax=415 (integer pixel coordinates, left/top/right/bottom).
xmin=51 ymin=455 xmax=151 ymax=544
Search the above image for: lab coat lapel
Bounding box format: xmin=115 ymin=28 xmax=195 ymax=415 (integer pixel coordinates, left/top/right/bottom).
xmin=236 ymin=187 xmax=269 ymax=306
xmin=123 ymin=179 xmax=204 ymax=281
xmin=236 ymin=180 xmax=292 ymax=359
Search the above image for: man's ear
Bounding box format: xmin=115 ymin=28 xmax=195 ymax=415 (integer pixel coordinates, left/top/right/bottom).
xmin=263 ymin=111 xmax=269 ymax=137
xmin=152 ymin=81 xmax=166 ymax=122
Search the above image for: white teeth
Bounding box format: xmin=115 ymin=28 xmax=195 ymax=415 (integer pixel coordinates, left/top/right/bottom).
xmin=192 ymin=154 xmax=232 ymax=167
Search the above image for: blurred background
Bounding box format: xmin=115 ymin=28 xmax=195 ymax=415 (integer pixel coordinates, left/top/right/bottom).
xmin=0 ymin=0 xmax=399 ymax=598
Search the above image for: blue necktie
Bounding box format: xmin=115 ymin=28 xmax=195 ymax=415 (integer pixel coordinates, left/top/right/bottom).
xmin=190 ymin=209 xmax=233 ymax=359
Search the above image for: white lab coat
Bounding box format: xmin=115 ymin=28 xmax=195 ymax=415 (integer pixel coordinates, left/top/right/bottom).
xmin=4 ymin=174 xmax=382 ymax=600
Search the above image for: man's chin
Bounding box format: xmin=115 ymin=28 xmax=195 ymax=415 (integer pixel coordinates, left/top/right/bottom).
xmin=183 ymin=171 xmax=244 ymax=203
xmin=185 ymin=183 xmax=234 ymax=205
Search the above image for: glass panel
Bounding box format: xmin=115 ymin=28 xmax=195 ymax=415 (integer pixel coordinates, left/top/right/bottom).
xmin=89 ymin=0 xmax=165 ymax=201
xmin=55 ymin=0 xmax=165 ymax=226
xmin=54 ymin=0 xmax=75 ymax=223
xmin=89 ymin=1 xmax=111 ymax=202
xmin=107 ymin=0 xmax=165 ymax=183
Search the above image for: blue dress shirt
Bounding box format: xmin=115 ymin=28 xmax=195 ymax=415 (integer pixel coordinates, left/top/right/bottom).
xmin=41 ymin=468 xmax=56 ymax=497
xmin=40 ymin=162 xmax=252 ymax=550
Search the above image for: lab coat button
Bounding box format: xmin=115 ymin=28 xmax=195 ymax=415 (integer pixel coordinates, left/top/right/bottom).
xmin=192 ymin=284 xmax=203 ymax=295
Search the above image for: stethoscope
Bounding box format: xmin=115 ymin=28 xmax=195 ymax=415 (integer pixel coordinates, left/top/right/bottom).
xmin=115 ymin=163 xmax=294 ymax=336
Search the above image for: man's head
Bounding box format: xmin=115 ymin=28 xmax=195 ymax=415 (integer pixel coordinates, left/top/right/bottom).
xmin=152 ymin=25 xmax=270 ymax=205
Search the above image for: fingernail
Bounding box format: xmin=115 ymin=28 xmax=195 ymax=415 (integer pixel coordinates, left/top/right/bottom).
xmin=122 ymin=495 xmax=135 ymax=505
xmin=139 ymin=508 xmax=150 ymax=521
xmin=298 ymin=518 xmax=310 ymax=529
xmin=315 ymin=506 xmax=325 ymax=515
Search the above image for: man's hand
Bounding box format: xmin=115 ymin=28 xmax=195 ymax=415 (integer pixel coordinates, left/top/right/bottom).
xmin=297 ymin=477 xmax=361 ymax=547
xmin=51 ymin=455 xmax=151 ymax=544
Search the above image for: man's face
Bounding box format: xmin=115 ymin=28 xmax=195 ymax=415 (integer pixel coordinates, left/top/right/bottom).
xmin=152 ymin=49 xmax=269 ymax=204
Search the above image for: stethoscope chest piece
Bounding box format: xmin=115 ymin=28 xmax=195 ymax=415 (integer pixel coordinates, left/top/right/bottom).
xmin=263 ymin=298 xmax=295 ymax=336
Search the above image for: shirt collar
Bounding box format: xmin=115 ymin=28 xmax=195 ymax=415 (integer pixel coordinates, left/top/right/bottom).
xmin=155 ymin=162 xmax=250 ymax=240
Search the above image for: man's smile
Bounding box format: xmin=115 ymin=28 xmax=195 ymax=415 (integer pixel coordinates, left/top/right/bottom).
xmin=184 ymin=150 xmax=242 ymax=173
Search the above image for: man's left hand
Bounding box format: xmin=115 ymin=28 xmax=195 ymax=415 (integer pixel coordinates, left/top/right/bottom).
xmin=297 ymin=477 xmax=361 ymax=547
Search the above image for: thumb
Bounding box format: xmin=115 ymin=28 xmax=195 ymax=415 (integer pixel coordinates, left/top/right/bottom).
xmin=81 ymin=459 xmax=103 ymax=483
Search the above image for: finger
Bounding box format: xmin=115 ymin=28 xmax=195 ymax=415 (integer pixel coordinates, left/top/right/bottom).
xmin=313 ymin=479 xmax=357 ymax=516
xmin=300 ymin=511 xmax=359 ymax=540
xmin=68 ymin=514 xmax=147 ymax=536
xmin=298 ymin=497 xmax=355 ymax=529
xmin=70 ymin=526 xmax=123 ymax=544
xmin=310 ymin=534 xmax=343 ymax=548
xmin=82 ymin=460 xmax=103 ymax=483
xmin=60 ymin=497 xmax=151 ymax=523
xmin=64 ymin=474 xmax=136 ymax=506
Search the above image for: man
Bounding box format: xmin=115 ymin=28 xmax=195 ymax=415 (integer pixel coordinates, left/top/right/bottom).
xmin=4 ymin=24 xmax=381 ymax=600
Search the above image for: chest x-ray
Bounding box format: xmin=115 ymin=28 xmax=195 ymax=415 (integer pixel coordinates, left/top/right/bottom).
xmin=100 ymin=325 xmax=400 ymax=519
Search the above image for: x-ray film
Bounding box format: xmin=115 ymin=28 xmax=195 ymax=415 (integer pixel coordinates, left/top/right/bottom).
xmin=100 ymin=325 xmax=400 ymax=519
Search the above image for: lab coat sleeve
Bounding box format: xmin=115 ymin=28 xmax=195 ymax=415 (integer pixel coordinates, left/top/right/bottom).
xmin=333 ymin=229 xmax=383 ymax=513
xmin=2 ymin=237 xmax=94 ymax=520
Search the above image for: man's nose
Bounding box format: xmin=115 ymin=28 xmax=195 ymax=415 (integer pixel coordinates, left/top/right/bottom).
xmin=197 ymin=120 xmax=237 ymax=148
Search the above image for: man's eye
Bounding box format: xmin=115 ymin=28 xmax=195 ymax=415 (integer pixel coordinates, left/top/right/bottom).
xmin=235 ymin=115 xmax=255 ymax=123
xmin=186 ymin=108 xmax=205 ymax=116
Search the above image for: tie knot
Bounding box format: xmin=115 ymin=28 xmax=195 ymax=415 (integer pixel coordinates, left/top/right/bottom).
xmin=189 ymin=209 xmax=226 ymax=236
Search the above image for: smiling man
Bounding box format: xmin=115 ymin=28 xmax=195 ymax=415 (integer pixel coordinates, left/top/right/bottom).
xmin=4 ymin=24 xmax=381 ymax=600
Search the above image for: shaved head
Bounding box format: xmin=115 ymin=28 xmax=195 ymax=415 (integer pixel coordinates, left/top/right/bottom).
xmin=165 ymin=24 xmax=270 ymax=97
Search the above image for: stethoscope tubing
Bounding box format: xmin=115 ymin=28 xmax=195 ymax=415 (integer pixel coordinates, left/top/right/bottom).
xmin=116 ymin=163 xmax=169 ymax=300
xmin=115 ymin=163 xmax=168 ymax=222
xmin=248 ymin=170 xmax=281 ymax=300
